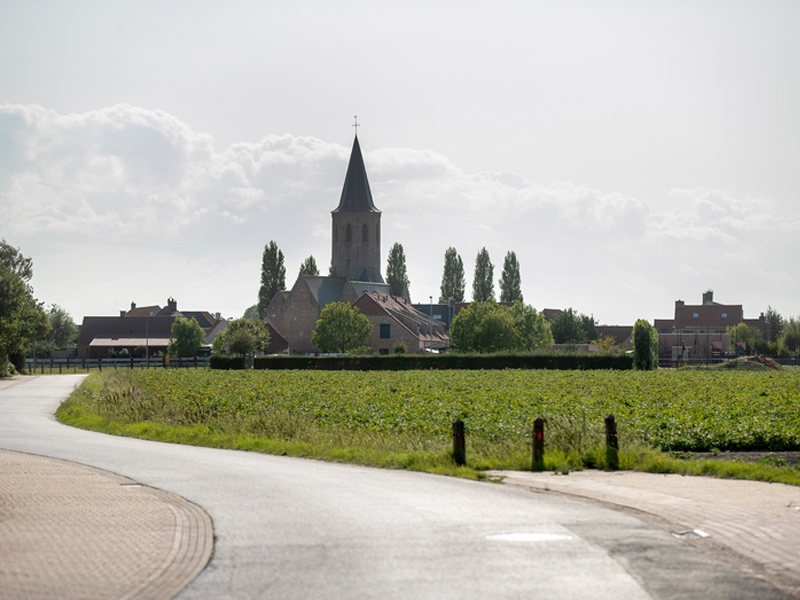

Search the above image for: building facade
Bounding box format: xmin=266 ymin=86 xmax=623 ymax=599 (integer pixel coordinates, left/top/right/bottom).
xmin=653 ymin=290 xmax=769 ymax=359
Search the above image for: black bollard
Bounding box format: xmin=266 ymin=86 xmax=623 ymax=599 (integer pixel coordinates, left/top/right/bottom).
xmin=452 ymin=419 xmax=466 ymax=466
xmin=532 ymin=417 xmax=545 ymax=471
xmin=605 ymin=414 xmax=619 ymax=470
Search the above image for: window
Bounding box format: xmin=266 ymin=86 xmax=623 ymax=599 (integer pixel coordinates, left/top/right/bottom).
xmin=379 ymin=348 xmax=389 ymax=355
xmin=380 ymin=324 xmax=391 ymax=339
xmin=721 ymin=313 xmax=728 ymax=319
xmin=692 ymin=313 xmax=699 ymax=319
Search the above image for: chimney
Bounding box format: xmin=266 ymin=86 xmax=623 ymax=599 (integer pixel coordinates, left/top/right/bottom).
xmin=131 ymin=301 xmax=136 ymax=310
xmin=167 ymin=297 xmax=177 ymax=312
xmin=702 ymin=290 xmax=714 ymax=305
xmin=675 ymin=300 xmax=685 ymax=310
xmin=215 ymin=312 xmax=221 ymax=321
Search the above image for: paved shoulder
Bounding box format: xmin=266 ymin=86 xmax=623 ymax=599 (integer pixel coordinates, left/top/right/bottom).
xmin=490 ymin=469 xmax=800 ymax=598
xmin=0 ymin=449 xmax=213 ymax=600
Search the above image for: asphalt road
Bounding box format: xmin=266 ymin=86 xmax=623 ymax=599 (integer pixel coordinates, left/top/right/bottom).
xmin=0 ymin=375 xmax=792 ymax=599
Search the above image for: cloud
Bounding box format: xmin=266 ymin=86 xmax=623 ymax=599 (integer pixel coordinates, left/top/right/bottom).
xmin=0 ymin=103 xmax=797 ymax=323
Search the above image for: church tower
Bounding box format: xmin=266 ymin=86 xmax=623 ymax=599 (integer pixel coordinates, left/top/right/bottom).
xmin=331 ymin=134 xmax=383 ymax=282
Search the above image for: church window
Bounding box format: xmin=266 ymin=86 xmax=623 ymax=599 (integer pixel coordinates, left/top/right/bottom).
xmin=380 ymin=324 xmax=391 ymax=339
xmin=345 ymin=224 xmax=352 ymax=242
xmin=362 ymin=224 xmax=368 ymax=242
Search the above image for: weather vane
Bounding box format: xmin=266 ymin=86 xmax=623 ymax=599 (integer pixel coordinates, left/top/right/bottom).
xmin=353 ymin=115 xmax=360 ymax=135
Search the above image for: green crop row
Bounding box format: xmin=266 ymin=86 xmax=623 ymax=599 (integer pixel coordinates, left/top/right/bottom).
xmin=111 ymin=369 xmax=800 ymax=452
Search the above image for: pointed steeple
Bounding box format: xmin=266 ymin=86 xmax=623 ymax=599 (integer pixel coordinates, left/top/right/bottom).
xmin=333 ymin=135 xmax=380 ymax=213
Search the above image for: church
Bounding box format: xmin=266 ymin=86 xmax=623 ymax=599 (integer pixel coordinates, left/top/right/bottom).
xmin=263 ymin=132 xmax=448 ymax=355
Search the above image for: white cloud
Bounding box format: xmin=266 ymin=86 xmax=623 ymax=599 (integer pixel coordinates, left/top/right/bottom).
xmin=1 ymin=103 xmax=797 ymax=324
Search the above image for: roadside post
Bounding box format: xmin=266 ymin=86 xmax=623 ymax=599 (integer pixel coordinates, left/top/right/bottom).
xmin=452 ymin=419 xmax=466 ymax=466
xmin=532 ymin=417 xmax=545 ymax=471
xmin=605 ymin=414 xmax=619 ymax=470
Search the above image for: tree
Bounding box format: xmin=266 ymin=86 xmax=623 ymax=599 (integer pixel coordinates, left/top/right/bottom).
xmin=227 ymin=328 xmax=257 ymax=357
xmin=0 ymin=243 xmax=50 ymax=376
xmin=0 ymin=240 xmax=33 ymax=282
xmin=243 ymin=305 xmax=260 ymax=319
xmin=509 ymin=302 xmax=554 ymax=350
xmin=298 ymin=255 xmax=320 ymax=277
xmin=590 ymin=334 xmax=617 ymax=354
xmin=311 ymin=301 xmax=372 ymax=354
xmin=550 ymin=308 xmax=587 ymax=344
xmin=214 ymin=318 xmax=271 ymax=356
xmin=581 ymin=314 xmax=598 ymax=343
xmin=778 ymin=317 xmax=800 ymax=356
xmin=45 ymin=305 xmax=78 ymax=348
xmin=632 ymin=319 xmax=659 ymax=370
xmin=439 ymin=247 xmax=465 ymax=303
xmin=27 ymin=304 xmax=79 ymax=357
xmin=472 ymin=247 xmax=494 ymax=302
xmin=449 ymin=299 xmax=552 ymax=353
xmin=765 ymin=306 xmax=784 ymax=344
xmin=168 ymin=317 xmax=205 ymax=357
xmin=450 ymin=299 xmax=519 ymax=353
xmin=385 ymin=243 xmax=409 ymax=288
xmin=727 ymin=323 xmax=763 ymax=355
xmin=499 ymin=251 xmax=523 ymax=303
xmin=258 ymin=241 xmax=286 ymax=318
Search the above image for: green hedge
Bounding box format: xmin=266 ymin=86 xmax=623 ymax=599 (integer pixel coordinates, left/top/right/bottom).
xmin=253 ymin=353 xmax=633 ymax=371
xmin=209 ymin=355 xmax=247 ymax=370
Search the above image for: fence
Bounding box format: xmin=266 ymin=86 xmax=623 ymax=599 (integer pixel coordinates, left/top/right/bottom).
xmin=24 ymin=356 xmax=210 ymax=374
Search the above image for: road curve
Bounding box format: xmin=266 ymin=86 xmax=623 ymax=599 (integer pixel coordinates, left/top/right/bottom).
xmin=0 ymin=375 xmax=792 ymax=599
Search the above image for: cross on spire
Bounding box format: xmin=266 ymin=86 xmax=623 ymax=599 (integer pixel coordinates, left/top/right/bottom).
xmin=352 ymin=115 xmax=360 ymax=136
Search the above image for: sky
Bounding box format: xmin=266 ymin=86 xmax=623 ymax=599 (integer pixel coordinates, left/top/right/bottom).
xmin=1 ymin=1 xmax=798 ymax=326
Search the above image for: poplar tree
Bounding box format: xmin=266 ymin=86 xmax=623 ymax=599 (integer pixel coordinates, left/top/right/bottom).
xmin=472 ymin=247 xmax=494 ymax=302
xmin=298 ymin=255 xmax=320 ymax=277
xmin=386 ymin=242 xmax=410 ymax=288
xmin=258 ymin=241 xmax=286 ymax=318
xmin=439 ymin=247 xmax=465 ymax=303
xmin=499 ymin=251 xmax=523 ymax=303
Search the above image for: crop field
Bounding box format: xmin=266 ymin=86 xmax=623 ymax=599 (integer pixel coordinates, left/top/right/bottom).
xmin=91 ymin=368 xmax=800 ymax=453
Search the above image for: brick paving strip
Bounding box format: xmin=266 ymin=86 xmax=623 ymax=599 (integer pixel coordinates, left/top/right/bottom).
xmin=488 ymin=470 xmax=800 ymax=598
xmin=0 ymin=449 xmax=213 ymax=600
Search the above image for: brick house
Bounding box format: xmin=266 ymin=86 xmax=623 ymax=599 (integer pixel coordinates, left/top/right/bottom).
xmin=354 ymin=292 xmax=448 ymax=354
xmin=653 ymin=290 xmax=769 ymax=358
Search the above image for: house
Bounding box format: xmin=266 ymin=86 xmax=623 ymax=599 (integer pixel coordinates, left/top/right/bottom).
xmin=77 ymin=298 xmax=228 ymax=358
xmin=653 ymin=290 xmax=769 ymax=358
xmin=355 ymin=292 xmax=448 ymax=354
xmin=263 ymin=132 xmax=448 ymax=354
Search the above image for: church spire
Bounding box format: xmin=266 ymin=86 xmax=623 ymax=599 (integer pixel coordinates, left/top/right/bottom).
xmin=330 ymin=128 xmax=382 ymax=283
xmin=333 ymin=134 xmax=380 ymax=213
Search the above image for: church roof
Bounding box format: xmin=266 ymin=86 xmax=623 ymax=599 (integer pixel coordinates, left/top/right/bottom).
xmin=332 ymin=136 xmax=380 ymax=213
